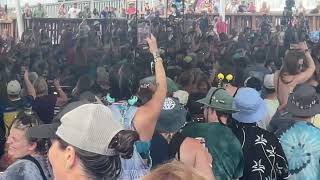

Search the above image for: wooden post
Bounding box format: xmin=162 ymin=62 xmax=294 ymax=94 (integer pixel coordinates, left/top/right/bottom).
xmin=272 ymin=16 xmax=276 ymax=25
xmin=220 ymin=0 xmax=226 ymax=21
xmin=252 ymin=14 xmax=256 ymax=30
xmin=14 ymin=0 xmax=23 ymax=40
xmin=312 ymin=16 xmax=316 ymax=32
xmin=90 ymin=0 xmax=94 ymax=13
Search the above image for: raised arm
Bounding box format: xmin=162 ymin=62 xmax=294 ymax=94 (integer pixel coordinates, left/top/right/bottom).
xmin=295 ymin=42 xmax=316 ymax=84
xmin=53 ymin=79 xmax=68 ymax=107
xmin=24 ymin=70 xmax=36 ymax=98
xmin=134 ymin=34 xmax=167 ymax=141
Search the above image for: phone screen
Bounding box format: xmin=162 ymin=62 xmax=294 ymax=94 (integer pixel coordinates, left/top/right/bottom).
xmin=290 ymin=43 xmax=299 ymax=50
xmin=137 ymin=21 xmax=151 ymax=45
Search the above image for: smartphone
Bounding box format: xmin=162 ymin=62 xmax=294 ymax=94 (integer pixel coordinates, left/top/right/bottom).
xmin=290 ymin=43 xmax=299 ymax=50
xmin=150 ymin=61 xmax=155 ymax=75
xmin=20 ymin=66 xmax=26 ymax=77
xmin=137 ymin=21 xmax=151 ymax=46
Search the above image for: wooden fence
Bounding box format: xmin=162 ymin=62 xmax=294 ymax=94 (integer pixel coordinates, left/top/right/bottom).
xmin=23 ymin=17 xmax=128 ymax=45
xmin=1 ymin=13 xmax=320 ymax=43
xmin=0 ymin=19 xmax=17 ymax=40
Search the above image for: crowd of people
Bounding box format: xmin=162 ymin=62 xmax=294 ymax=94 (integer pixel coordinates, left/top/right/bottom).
xmin=0 ymin=4 xmax=320 ymax=180
xmin=0 ymin=0 xmax=318 ymax=21
xmin=18 ymin=0 xmax=314 ymax=19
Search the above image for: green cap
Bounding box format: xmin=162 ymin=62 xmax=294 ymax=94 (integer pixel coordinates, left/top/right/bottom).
xmin=140 ymin=76 xmax=178 ymax=94
xmin=197 ymin=87 xmax=239 ymax=113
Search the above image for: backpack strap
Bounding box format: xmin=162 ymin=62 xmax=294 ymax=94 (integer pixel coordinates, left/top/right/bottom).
xmin=169 ymin=132 xmax=187 ymax=161
xmin=22 ymin=155 xmax=47 ymax=180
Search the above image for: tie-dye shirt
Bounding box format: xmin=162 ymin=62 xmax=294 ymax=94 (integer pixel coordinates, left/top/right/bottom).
xmin=278 ymin=122 xmax=320 ymax=180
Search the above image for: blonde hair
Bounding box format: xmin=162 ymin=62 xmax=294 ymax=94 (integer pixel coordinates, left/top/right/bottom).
xmin=143 ymin=161 xmax=207 ymax=180
xmin=33 ymin=77 xmax=48 ymax=95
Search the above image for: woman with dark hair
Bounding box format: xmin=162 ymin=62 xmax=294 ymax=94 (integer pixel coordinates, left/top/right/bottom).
xmin=27 ymin=104 xmax=140 ymax=180
xmin=218 ymin=65 xmax=246 ymax=97
xmin=107 ymin=34 xmax=167 ymax=179
xmin=71 ymin=75 xmax=95 ymax=102
xmin=275 ymin=42 xmax=315 ymax=109
xmin=0 ymin=112 xmax=53 ymax=179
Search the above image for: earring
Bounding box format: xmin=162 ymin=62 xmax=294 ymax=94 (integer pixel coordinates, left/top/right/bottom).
xmin=226 ymin=74 xmax=234 ymax=82
xmin=217 ymin=73 xmax=225 ymax=88
xmin=104 ymin=94 xmax=115 ymax=104
xmin=65 ymin=164 xmax=71 ymax=170
xmin=128 ymin=96 xmax=138 ymax=106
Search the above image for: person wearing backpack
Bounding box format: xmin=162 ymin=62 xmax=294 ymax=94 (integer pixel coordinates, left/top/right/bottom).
xmin=0 ymin=112 xmax=52 ymax=180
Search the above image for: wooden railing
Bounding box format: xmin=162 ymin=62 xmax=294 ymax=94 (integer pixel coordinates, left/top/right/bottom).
xmin=24 ymin=17 xmax=128 ymax=45
xmin=8 ymin=0 xmax=152 ymax=18
xmin=0 ymin=19 xmax=17 ymax=39
xmin=1 ymin=13 xmax=320 ymax=43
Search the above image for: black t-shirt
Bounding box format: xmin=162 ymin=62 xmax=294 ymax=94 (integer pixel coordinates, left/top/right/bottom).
xmin=150 ymin=132 xmax=170 ymax=168
xmin=32 ymin=95 xmax=57 ymax=124
xmin=150 ymin=132 xmax=186 ymax=168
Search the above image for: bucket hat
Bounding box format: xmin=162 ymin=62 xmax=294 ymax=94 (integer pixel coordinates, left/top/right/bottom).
xmin=197 ymin=87 xmax=239 ymax=113
xmin=287 ymin=84 xmax=320 ymax=117
xmin=232 ymin=88 xmax=268 ymax=123
xmin=156 ymin=97 xmax=187 ymax=133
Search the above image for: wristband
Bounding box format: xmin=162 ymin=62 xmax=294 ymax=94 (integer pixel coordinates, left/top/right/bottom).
xmin=154 ymin=57 xmax=163 ymax=63
xmin=152 ymin=51 xmax=160 ymax=58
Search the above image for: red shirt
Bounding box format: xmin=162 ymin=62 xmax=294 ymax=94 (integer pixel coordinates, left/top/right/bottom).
xmin=127 ymin=7 xmax=136 ymax=15
xmin=216 ymin=21 xmax=228 ymax=34
xmin=248 ymin=5 xmax=256 ymax=13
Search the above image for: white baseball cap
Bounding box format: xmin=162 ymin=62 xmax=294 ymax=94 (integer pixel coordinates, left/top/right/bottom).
xmin=7 ymin=80 xmax=21 ymax=95
xmin=263 ymin=74 xmax=275 ymax=90
xmin=27 ymin=104 xmax=124 ymax=156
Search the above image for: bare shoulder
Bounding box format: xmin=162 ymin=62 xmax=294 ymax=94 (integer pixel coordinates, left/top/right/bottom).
xmin=181 ymin=137 xmax=204 ymax=150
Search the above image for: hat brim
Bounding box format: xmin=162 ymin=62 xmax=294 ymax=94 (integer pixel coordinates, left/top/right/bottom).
xmin=287 ymin=95 xmax=320 ymax=117
xmin=156 ymin=109 xmax=187 ymax=133
xmin=156 ymin=120 xmax=186 ymax=133
xmin=232 ymin=100 xmax=268 ymax=123
xmin=27 ymin=123 xmax=60 ymax=139
xmin=156 ymin=99 xmax=187 ymax=133
xmin=197 ymin=98 xmax=239 ymax=113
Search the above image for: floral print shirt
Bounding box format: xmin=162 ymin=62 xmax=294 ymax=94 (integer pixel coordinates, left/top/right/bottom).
xmin=229 ymin=121 xmax=290 ymax=180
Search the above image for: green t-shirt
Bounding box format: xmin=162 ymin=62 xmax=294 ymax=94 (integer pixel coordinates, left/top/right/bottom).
xmin=33 ymin=8 xmax=45 ymax=18
xmin=182 ymin=122 xmax=244 ymax=180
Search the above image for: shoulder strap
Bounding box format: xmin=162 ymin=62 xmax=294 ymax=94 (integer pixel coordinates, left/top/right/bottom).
xmin=22 ymin=155 xmax=47 ymax=180
xmin=169 ymin=132 xmax=187 ymax=161
xmin=233 ymin=87 xmax=239 ymax=98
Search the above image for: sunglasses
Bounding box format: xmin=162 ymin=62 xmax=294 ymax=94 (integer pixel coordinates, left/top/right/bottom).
xmin=14 ymin=113 xmax=40 ymax=128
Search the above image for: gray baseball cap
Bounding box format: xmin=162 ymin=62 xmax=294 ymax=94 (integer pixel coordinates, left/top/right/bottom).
xmin=27 ymin=104 xmax=124 ymax=156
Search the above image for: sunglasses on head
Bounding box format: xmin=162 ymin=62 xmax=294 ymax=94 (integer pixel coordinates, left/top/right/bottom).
xmin=15 ymin=113 xmax=40 ymax=128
